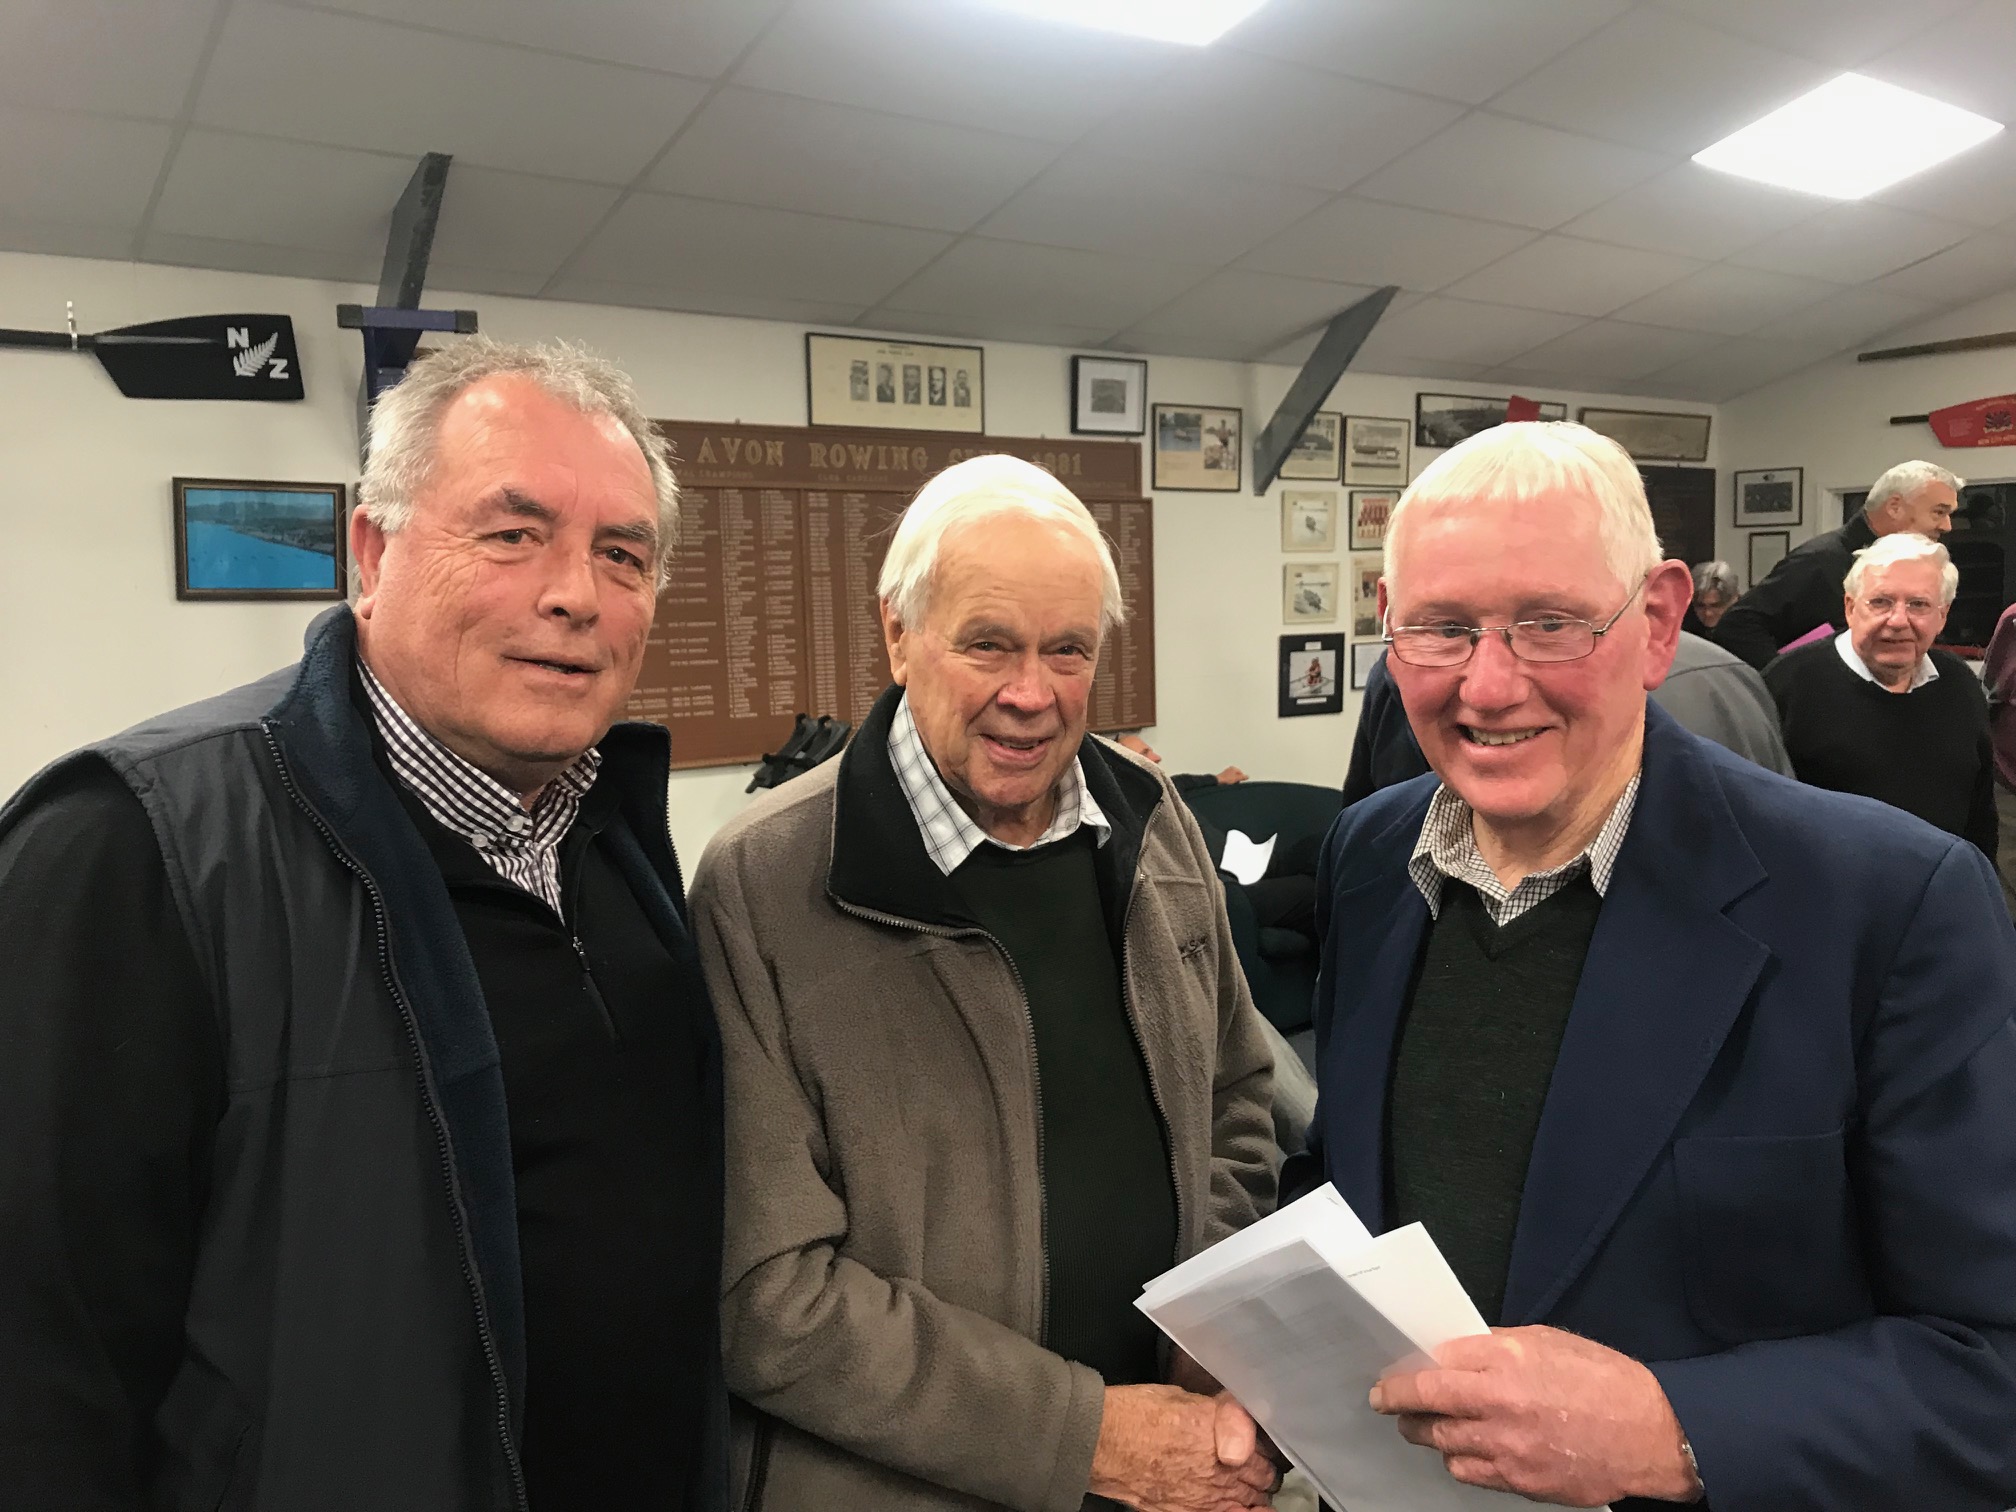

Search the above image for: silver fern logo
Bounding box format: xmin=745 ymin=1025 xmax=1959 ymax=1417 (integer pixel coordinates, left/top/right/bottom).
xmin=231 ymin=331 xmax=279 ymax=378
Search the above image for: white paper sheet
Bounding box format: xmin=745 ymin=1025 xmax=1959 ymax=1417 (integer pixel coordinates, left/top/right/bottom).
xmin=1220 ymin=828 xmax=1277 ymax=887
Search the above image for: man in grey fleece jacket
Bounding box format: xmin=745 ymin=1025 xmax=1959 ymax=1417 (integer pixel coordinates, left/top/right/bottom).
xmin=692 ymin=456 xmax=1281 ymax=1512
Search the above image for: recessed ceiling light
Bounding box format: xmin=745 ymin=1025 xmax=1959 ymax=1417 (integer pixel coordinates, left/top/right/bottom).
xmin=981 ymin=0 xmax=1273 ymax=47
xmin=1693 ymin=73 xmax=2002 ymax=200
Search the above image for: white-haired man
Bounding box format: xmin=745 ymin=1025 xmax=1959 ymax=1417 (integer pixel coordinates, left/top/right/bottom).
xmin=0 ymin=340 xmax=730 ymax=1511
xmin=1719 ymin=459 xmax=1961 ymax=668
xmin=1293 ymin=423 xmax=2016 ymax=1510
xmin=1765 ymin=533 xmax=1996 ymax=859
xmin=692 ymin=454 xmax=1279 ymax=1512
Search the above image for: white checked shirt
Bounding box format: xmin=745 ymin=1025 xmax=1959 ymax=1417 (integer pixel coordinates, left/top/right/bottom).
xmin=1408 ymin=774 xmax=1640 ymax=926
xmin=888 ymin=694 xmax=1111 ymax=875
xmin=358 ymin=659 xmax=599 ymax=916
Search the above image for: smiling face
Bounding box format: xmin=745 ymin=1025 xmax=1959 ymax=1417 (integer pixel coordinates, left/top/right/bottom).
xmin=1846 ymin=556 xmax=1947 ymax=688
xmin=882 ymin=512 xmax=1104 ymax=846
xmin=1882 ymin=481 xmax=1958 ymax=539
xmin=351 ymin=374 xmax=662 ymax=799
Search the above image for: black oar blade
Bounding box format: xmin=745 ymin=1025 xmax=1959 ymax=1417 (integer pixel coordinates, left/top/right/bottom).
xmin=89 ymin=314 xmax=304 ymax=400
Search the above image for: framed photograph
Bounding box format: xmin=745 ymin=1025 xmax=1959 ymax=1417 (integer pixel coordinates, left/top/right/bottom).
xmin=1416 ymin=392 xmax=1566 ymax=449
xmin=1280 ymin=633 xmax=1345 ymax=718
xmin=1748 ymin=530 xmax=1790 ymax=588
xmin=1349 ymin=552 xmax=1384 ymax=638
xmin=1279 ymin=410 xmax=1342 ymax=481
xmin=173 ymin=477 xmax=347 ymax=601
xmin=1153 ymin=403 xmax=1242 ymax=492
xmin=1348 ymin=489 xmax=1399 ymax=552
xmin=1733 ymin=467 xmax=1803 ymax=527
xmin=1350 ymin=641 xmax=1382 ymax=691
xmin=807 ymin=332 xmax=983 ymax=432
xmin=1577 ymin=406 xmax=1712 ymax=463
xmin=1070 ymin=355 xmax=1147 ymax=435
xmin=1283 ymin=560 xmax=1339 ymax=623
xmin=1344 ymin=415 xmax=1410 ymax=486
xmin=1281 ymin=490 xmax=1337 ymax=552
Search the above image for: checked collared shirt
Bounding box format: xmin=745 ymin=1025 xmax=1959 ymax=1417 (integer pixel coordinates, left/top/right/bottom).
xmin=1408 ymin=773 xmax=1640 ymax=926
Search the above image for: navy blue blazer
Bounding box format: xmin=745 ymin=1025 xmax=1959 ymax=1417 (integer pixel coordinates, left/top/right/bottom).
xmin=1298 ymin=702 xmax=2016 ymax=1512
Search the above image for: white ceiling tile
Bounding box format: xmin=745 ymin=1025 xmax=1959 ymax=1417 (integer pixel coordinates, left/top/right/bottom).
xmin=1351 ymin=114 xmax=1669 ymax=230
xmin=1653 ymin=0 xmax=1977 ymax=67
xmin=1489 ymin=9 xmax=1832 ymax=155
xmin=540 ymin=276 xmax=868 ymax=327
xmin=1730 ymin=200 xmax=1975 ymax=283
xmin=1561 ymin=162 xmax=1831 ymax=260
xmin=1079 ymin=51 xmax=1464 ymax=193
xmin=1613 ymin=262 xmax=1842 ymax=335
xmin=1355 ymin=296 xmax=1590 ymax=367
xmin=195 ymin=3 xmax=707 ymax=184
xmin=1505 ymin=320 xmax=1724 ymax=382
xmin=865 ymin=311 xmax=1117 ymax=349
xmin=1868 ymin=131 xmax=2016 ymax=230
xmin=649 ymin=89 xmax=1053 ymax=232
xmin=1875 ymin=233 xmax=2016 ymax=304
xmin=1103 ymin=332 xmax=1260 ymax=362
xmin=1119 ymin=271 xmax=1380 ymax=353
xmin=1443 ymin=237 xmax=1705 ymax=317
xmin=422 ymin=264 xmax=554 ymax=299
xmin=1751 ymin=286 xmax=1941 ymax=349
xmin=428 ymin=167 xmax=621 ymax=276
xmin=139 ymin=229 xmax=381 ymax=284
xmin=1639 ymin=335 xmax=1838 ymax=400
xmin=277 ymin=0 xmax=786 ymax=77
xmin=872 ymin=239 xmax=1211 ymax=332
xmin=1342 ymin=355 xmax=1496 ymax=381
xmin=152 ymin=131 xmax=412 ymax=254
xmin=566 ymin=193 xmax=951 ymax=307
xmin=1240 ymin=199 xmax=1538 ymax=292
xmin=1864 ymin=0 xmax=2016 ymax=123
xmin=0 ymin=105 xmax=172 ymax=230
xmin=0 ymin=0 xmax=220 ymax=120
xmin=731 ymin=0 xmax=1176 ymax=144
xmin=1226 ymin=0 xmax=1632 ymax=106
xmin=0 ymin=215 xmax=141 ymax=263
xmin=978 ymin=153 xmax=1327 ymax=265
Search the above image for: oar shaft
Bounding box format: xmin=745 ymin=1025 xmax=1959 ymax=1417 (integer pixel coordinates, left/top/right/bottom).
xmin=0 ymin=327 xmax=80 ymax=351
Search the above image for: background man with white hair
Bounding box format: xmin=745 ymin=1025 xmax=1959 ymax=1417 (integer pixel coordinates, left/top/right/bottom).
xmin=692 ymin=454 xmax=1279 ymax=1512
xmin=0 ymin=339 xmax=728 ymax=1511
xmin=1294 ymin=422 xmax=2016 ymax=1510
xmin=1717 ymin=459 xmax=1961 ymax=669
xmin=1765 ymin=533 xmax=1996 ymax=860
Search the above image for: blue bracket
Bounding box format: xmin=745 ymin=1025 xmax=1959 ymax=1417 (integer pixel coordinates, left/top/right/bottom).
xmin=337 ymin=303 xmax=479 ymax=405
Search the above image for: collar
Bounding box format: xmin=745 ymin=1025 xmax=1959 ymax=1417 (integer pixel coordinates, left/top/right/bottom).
xmin=1835 ymin=628 xmax=1938 ymax=692
xmin=887 ymin=692 xmax=1111 ymax=876
xmin=1408 ymin=771 xmax=1641 ymax=925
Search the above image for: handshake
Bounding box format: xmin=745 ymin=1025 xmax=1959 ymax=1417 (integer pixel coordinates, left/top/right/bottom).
xmin=1088 ymin=1372 xmax=1282 ymax=1512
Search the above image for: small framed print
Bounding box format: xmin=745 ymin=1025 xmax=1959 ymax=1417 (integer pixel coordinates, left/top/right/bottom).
xmin=1153 ymin=403 xmax=1242 ymax=492
xmin=1348 ymin=489 xmax=1399 ymax=552
xmin=1350 ymin=641 xmax=1382 ymax=691
xmin=1343 ymin=415 xmax=1409 ymax=487
xmin=1280 ymin=633 xmax=1345 ymax=718
xmin=1279 ymin=410 xmax=1342 ymax=481
xmin=1281 ymin=490 xmax=1337 ymax=552
xmin=1748 ymin=530 xmax=1790 ymax=587
xmin=1071 ymin=355 xmax=1147 ymax=435
xmin=1349 ymin=552 xmax=1383 ymax=638
xmin=1417 ymin=392 xmax=1565 ymax=449
xmin=1283 ymin=560 xmax=1339 ymax=623
xmin=1733 ymin=467 xmax=1803 ymax=527
xmin=1577 ymin=406 xmax=1712 ymax=463
xmin=806 ymin=332 xmax=983 ymax=432
xmin=173 ymin=477 xmax=347 ymax=601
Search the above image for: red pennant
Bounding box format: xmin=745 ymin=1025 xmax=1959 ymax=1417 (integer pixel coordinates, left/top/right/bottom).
xmin=1927 ymin=394 xmax=2016 ymax=448
xmin=1505 ymin=394 xmax=1542 ymax=423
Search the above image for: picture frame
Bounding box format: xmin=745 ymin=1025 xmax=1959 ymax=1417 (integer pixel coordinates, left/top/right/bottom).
xmin=1281 ymin=490 xmax=1337 ymax=553
xmin=1577 ymin=406 xmax=1712 ymax=463
xmin=1343 ymin=415 xmax=1410 ymax=487
xmin=1733 ymin=467 xmax=1803 ymax=528
xmin=1350 ymin=641 xmax=1383 ymax=691
xmin=1748 ymin=530 xmax=1791 ymax=588
xmin=1279 ymin=410 xmax=1342 ymax=481
xmin=1283 ymin=560 xmax=1339 ymax=623
xmin=1349 ymin=552 xmax=1384 ymax=638
xmin=173 ymin=477 xmax=347 ymax=601
xmin=1153 ymin=403 xmax=1242 ymax=492
xmin=806 ymin=332 xmax=984 ymax=433
xmin=1416 ymin=392 xmax=1566 ymax=449
xmin=1280 ymin=633 xmax=1345 ymax=718
xmin=1348 ymin=489 xmax=1399 ymax=552
xmin=1070 ymin=355 xmax=1147 ymax=435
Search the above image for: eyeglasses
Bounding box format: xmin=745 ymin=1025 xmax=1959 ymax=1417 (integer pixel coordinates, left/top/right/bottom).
xmin=1385 ymin=575 xmax=1647 ymax=668
xmin=1856 ymin=594 xmax=1942 ymax=619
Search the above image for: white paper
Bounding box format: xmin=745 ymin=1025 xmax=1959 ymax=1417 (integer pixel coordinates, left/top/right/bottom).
xmin=1220 ymin=828 xmax=1277 ymax=886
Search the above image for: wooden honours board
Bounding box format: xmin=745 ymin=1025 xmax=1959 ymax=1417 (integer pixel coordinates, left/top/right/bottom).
xmin=632 ymin=421 xmax=1155 ymax=770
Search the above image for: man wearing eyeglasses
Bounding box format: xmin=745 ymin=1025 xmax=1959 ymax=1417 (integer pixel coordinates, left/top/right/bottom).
xmin=1291 ymin=423 xmax=2016 ymax=1511
xmin=1764 ymin=533 xmax=1995 ymax=861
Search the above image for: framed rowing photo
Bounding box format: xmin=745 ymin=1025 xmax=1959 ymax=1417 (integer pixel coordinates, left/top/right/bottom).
xmin=1279 ymin=411 xmax=1342 ymax=481
xmin=1070 ymin=355 xmax=1147 ymax=435
xmin=806 ymin=332 xmax=984 ymax=433
xmin=1733 ymin=467 xmax=1803 ymax=527
xmin=173 ymin=477 xmax=347 ymax=601
xmin=1280 ymin=633 xmax=1345 ymax=718
xmin=1281 ymin=490 xmax=1338 ymax=553
xmin=1153 ymin=403 xmax=1242 ymax=492
xmin=1343 ymin=415 xmax=1409 ymax=487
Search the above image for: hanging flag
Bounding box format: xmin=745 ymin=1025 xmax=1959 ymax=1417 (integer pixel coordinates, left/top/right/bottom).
xmin=1927 ymin=393 xmax=2016 ymax=448
xmin=1505 ymin=394 xmax=1543 ymax=422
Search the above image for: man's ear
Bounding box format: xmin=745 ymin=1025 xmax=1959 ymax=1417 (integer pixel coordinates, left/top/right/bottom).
xmin=1639 ymin=559 xmax=1693 ymax=690
xmin=879 ymin=599 xmax=911 ymax=686
xmin=350 ymin=506 xmax=389 ymax=618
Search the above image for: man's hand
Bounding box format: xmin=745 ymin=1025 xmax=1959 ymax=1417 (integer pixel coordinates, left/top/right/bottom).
xmin=1215 ymin=766 xmax=1249 ymax=785
xmin=1370 ymin=1327 xmax=1702 ymax=1506
xmin=1090 ymin=1383 xmax=1278 ymax=1512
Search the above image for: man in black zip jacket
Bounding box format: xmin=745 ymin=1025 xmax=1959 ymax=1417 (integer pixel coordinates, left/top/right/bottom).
xmin=0 ymin=340 xmax=727 ymax=1512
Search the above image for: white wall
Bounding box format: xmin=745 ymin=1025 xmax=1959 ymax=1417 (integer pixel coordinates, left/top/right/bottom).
xmin=0 ymin=249 xmax=1713 ymax=859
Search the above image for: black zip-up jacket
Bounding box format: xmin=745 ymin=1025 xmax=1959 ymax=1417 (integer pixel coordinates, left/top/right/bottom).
xmin=1716 ymin=512 xmax=1878 ymax=669
xmin=0 ymin=607 xmax=728 ymax=1511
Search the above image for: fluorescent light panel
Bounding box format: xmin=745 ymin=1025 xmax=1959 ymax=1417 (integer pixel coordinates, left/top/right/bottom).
xmin=1694 ymin=73 xmax=2003 ymax=200
xmin=982 ymin=0 xmax=1271 ymax=46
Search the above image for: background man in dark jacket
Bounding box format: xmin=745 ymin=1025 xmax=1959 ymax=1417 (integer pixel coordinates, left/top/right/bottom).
xmin=0 ymin=340 xmax=728 ymax=1512
xmin=1717 ymin=459 xmax=1960 ymax=668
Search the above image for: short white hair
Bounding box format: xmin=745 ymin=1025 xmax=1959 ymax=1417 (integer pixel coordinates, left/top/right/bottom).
xmin=1385 ymin=421 xmax=1663 ymax=593
xmin=878 ymin=454 xmax=1126 ymax=634
xmin=1844 ymin=532 xmax=1959 ymax=606
xmin=1865 ymin=459 xmax=1963 ymax=517
xmin=357 ymin=337 xmax=679 ymax=586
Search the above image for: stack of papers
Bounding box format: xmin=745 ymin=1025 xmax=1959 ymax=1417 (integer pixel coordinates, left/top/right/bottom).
xmin=1138 ymin=1185 xmax=1540 ymax=1511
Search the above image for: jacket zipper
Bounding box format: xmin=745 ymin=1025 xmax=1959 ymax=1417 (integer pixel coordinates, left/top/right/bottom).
xmin=262 ymin=724 xmax=531 ymax=1512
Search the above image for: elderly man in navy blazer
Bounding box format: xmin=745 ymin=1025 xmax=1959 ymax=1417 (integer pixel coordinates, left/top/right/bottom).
xmin=1296 ymin=421 xmax=2016 ymax=1511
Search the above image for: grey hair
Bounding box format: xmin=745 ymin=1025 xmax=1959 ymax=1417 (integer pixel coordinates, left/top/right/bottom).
xmin=1865 ymin=459 xmax=1964 ymax=518
xmin=1692 ymin=560 xmax=1739 ymax=600
xmin=1385 ymin=421 xmax=1663 ymax=593
xmin=878 ymin=454 xmax=1126 ymax=635
xmin=356 ymin=337 xmax=679 ymax=586
xmin=1844 ymin=532 xmax=1959 ymax=606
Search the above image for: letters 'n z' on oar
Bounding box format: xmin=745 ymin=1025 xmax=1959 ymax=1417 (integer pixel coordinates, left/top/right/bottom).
xmin=0 ymin=312 xmax=304 ymax=400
